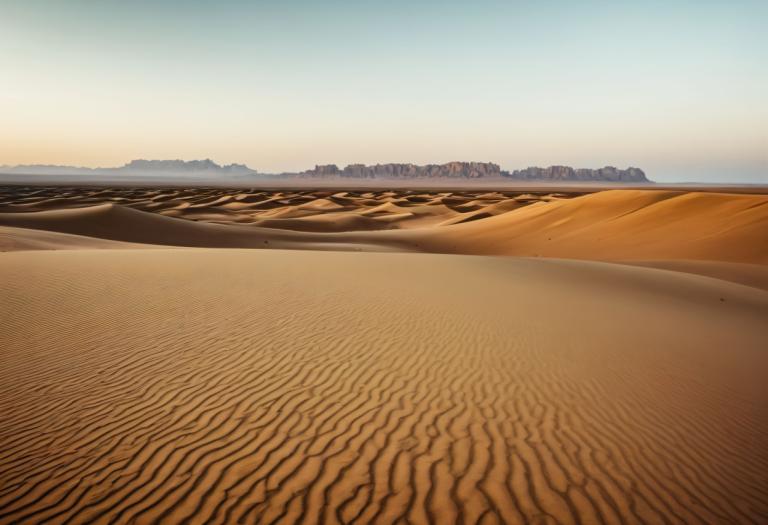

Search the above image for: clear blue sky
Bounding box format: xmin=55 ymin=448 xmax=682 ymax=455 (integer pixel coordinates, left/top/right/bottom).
xmin=1 ymin=0 xmax=766 ymax=182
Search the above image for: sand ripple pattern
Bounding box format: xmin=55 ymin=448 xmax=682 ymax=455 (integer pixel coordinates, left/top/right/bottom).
xmin=1 ymin=250 xmax=767 ymax=524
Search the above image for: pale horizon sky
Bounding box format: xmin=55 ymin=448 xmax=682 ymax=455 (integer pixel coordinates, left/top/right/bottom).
xmin=1 ymin=1 xmax=766 ymax=182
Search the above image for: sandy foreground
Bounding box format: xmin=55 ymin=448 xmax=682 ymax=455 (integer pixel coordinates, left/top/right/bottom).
xmin=1 ymin=188 xmax=768 ymax=523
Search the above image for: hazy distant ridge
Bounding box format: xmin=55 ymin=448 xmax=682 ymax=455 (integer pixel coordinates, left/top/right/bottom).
xmin=1 ymin=159 xmax=650 ymax=182
xmin=299 ymin=162 xmax=649 ymax=182
xmin=121 ymin=159 xmax=256 ymax=175
xmin=0 ymin=159 xmax=257 ymax=177
xmin=508 ymin=166 xmax=648 ymax=183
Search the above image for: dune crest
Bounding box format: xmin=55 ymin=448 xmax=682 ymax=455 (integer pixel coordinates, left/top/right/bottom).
xmin=1 ymin=188 xmax=766 ymax=267
xmin=409 ymin=190 xmax=768 ymax=263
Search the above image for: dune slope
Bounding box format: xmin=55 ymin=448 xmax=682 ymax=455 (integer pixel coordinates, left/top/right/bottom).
xmin=1 ymin=190 xmax=766 ymax=265
xmin=406 ymin=190 xmax=768 ymax=263
xmin=0 ymin=204 xmax=403 ymax=253
xmin=0 ymin=225 xmax=148 ymax=251
xmin=1 ymin=249 xmax=767 ymax=524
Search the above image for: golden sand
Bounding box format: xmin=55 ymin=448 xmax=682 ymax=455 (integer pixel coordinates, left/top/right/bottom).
xmin=1 ymin=187 xmax=767 ymax=523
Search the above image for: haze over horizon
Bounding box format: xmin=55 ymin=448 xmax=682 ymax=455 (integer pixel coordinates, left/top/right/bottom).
xmin=1 ymin=1 xmax=766 ymax=183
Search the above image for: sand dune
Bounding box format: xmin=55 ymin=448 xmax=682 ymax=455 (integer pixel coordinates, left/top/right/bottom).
xmin=0 ymin=187 xmax=565 ymax=233
xmin=2 ymin=186 xmax=767 ymax=523
xmin=0 ymin=225 xmax=149 ymax=251
xmin=0 ymin=249 xmax=766 ymax=524
xmin=0 ymin=203 xmax=401 ymax=253
xmin=406 ymin=190 xmax=768 ymax=263
xmin=1 ymin=188 xmax=766 ymax=266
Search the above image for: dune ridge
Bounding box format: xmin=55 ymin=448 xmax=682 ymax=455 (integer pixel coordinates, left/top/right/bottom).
xmin=1 ymin=249 xmax=767 ymax=524
xmin=0 ymin=204 xmax=403 ymax=253
xmin=1 ymin=188 xmax=766 ymax=265
xmin=410 ymin=190 xmax=768 ymax=262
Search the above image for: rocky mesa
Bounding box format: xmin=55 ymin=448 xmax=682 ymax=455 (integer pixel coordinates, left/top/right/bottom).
xmin=301 ymin=162 xmax=502 ymax=179
xmin=506 ymin=166 xmax=649 ymax=183
xmin=300 ymin=162 xmax=650 ymax=182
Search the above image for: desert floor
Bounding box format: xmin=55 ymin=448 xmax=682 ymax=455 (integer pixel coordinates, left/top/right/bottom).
xmin=1 ymin=186 xmax=767 ymax=524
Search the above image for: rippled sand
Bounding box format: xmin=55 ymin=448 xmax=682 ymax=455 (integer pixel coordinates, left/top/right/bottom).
xmin=1 ymin=187 xmax=767 ymax=524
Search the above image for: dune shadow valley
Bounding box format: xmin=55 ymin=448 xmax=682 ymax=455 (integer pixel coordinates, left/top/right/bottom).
xmin=1 ymin=184 xmax=767 ymax=525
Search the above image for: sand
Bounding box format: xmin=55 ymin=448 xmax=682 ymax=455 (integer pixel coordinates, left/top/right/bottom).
xmin=2 ymin=187 xmax=767 ymax=288
xmin=1 ymin=188 xmax=766 ymax=263
xmin=1 ymin=186 xmax=767 ymax=523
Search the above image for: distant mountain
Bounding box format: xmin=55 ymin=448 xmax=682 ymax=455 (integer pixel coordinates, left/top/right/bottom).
xmin=119 ymin=159 xmax=256 ymax=175
xmin=0 ymin=164 xmax=99 ymax=176
xmin=506 ymin=166 xmax=649 ymax=183
xmin=1 ymin=160 xmax=651 ymax=183
xmin=0 ymin=159 xmax=258 ymax=177
xmin=298 ymin=162 xmax=650 ymax=182
xmin=300 ymin=162 xmax=501 ymax=179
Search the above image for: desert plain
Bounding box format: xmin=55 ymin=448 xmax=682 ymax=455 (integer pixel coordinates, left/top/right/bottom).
xmin=1 ymin=185 xmax=767 ymax=524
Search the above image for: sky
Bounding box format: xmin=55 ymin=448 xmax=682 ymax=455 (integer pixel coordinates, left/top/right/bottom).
xmin=1 ymin=0 xmax=766 ymax=182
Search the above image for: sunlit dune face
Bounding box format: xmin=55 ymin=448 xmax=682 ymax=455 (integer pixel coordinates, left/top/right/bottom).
xmin=1 ymin=186 xmax=767 ymax=267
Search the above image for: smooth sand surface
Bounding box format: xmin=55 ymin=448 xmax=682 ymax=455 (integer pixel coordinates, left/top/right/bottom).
xmin=1 ymin=249 xmax=767 ymax=524
xmin=0 ymin=225 xmax=149 ymax=252
xmin=626 ymin=260 xmax=768 ymax=292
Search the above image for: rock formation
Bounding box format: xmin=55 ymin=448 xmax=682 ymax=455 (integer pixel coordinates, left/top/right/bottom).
xmin=506 ymin=166 xmax=648 ymax=183
xmin=2 ymin=160 xmax=650 ymax=183
xmin=302 ymin=162 xmax=502 ymax=179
